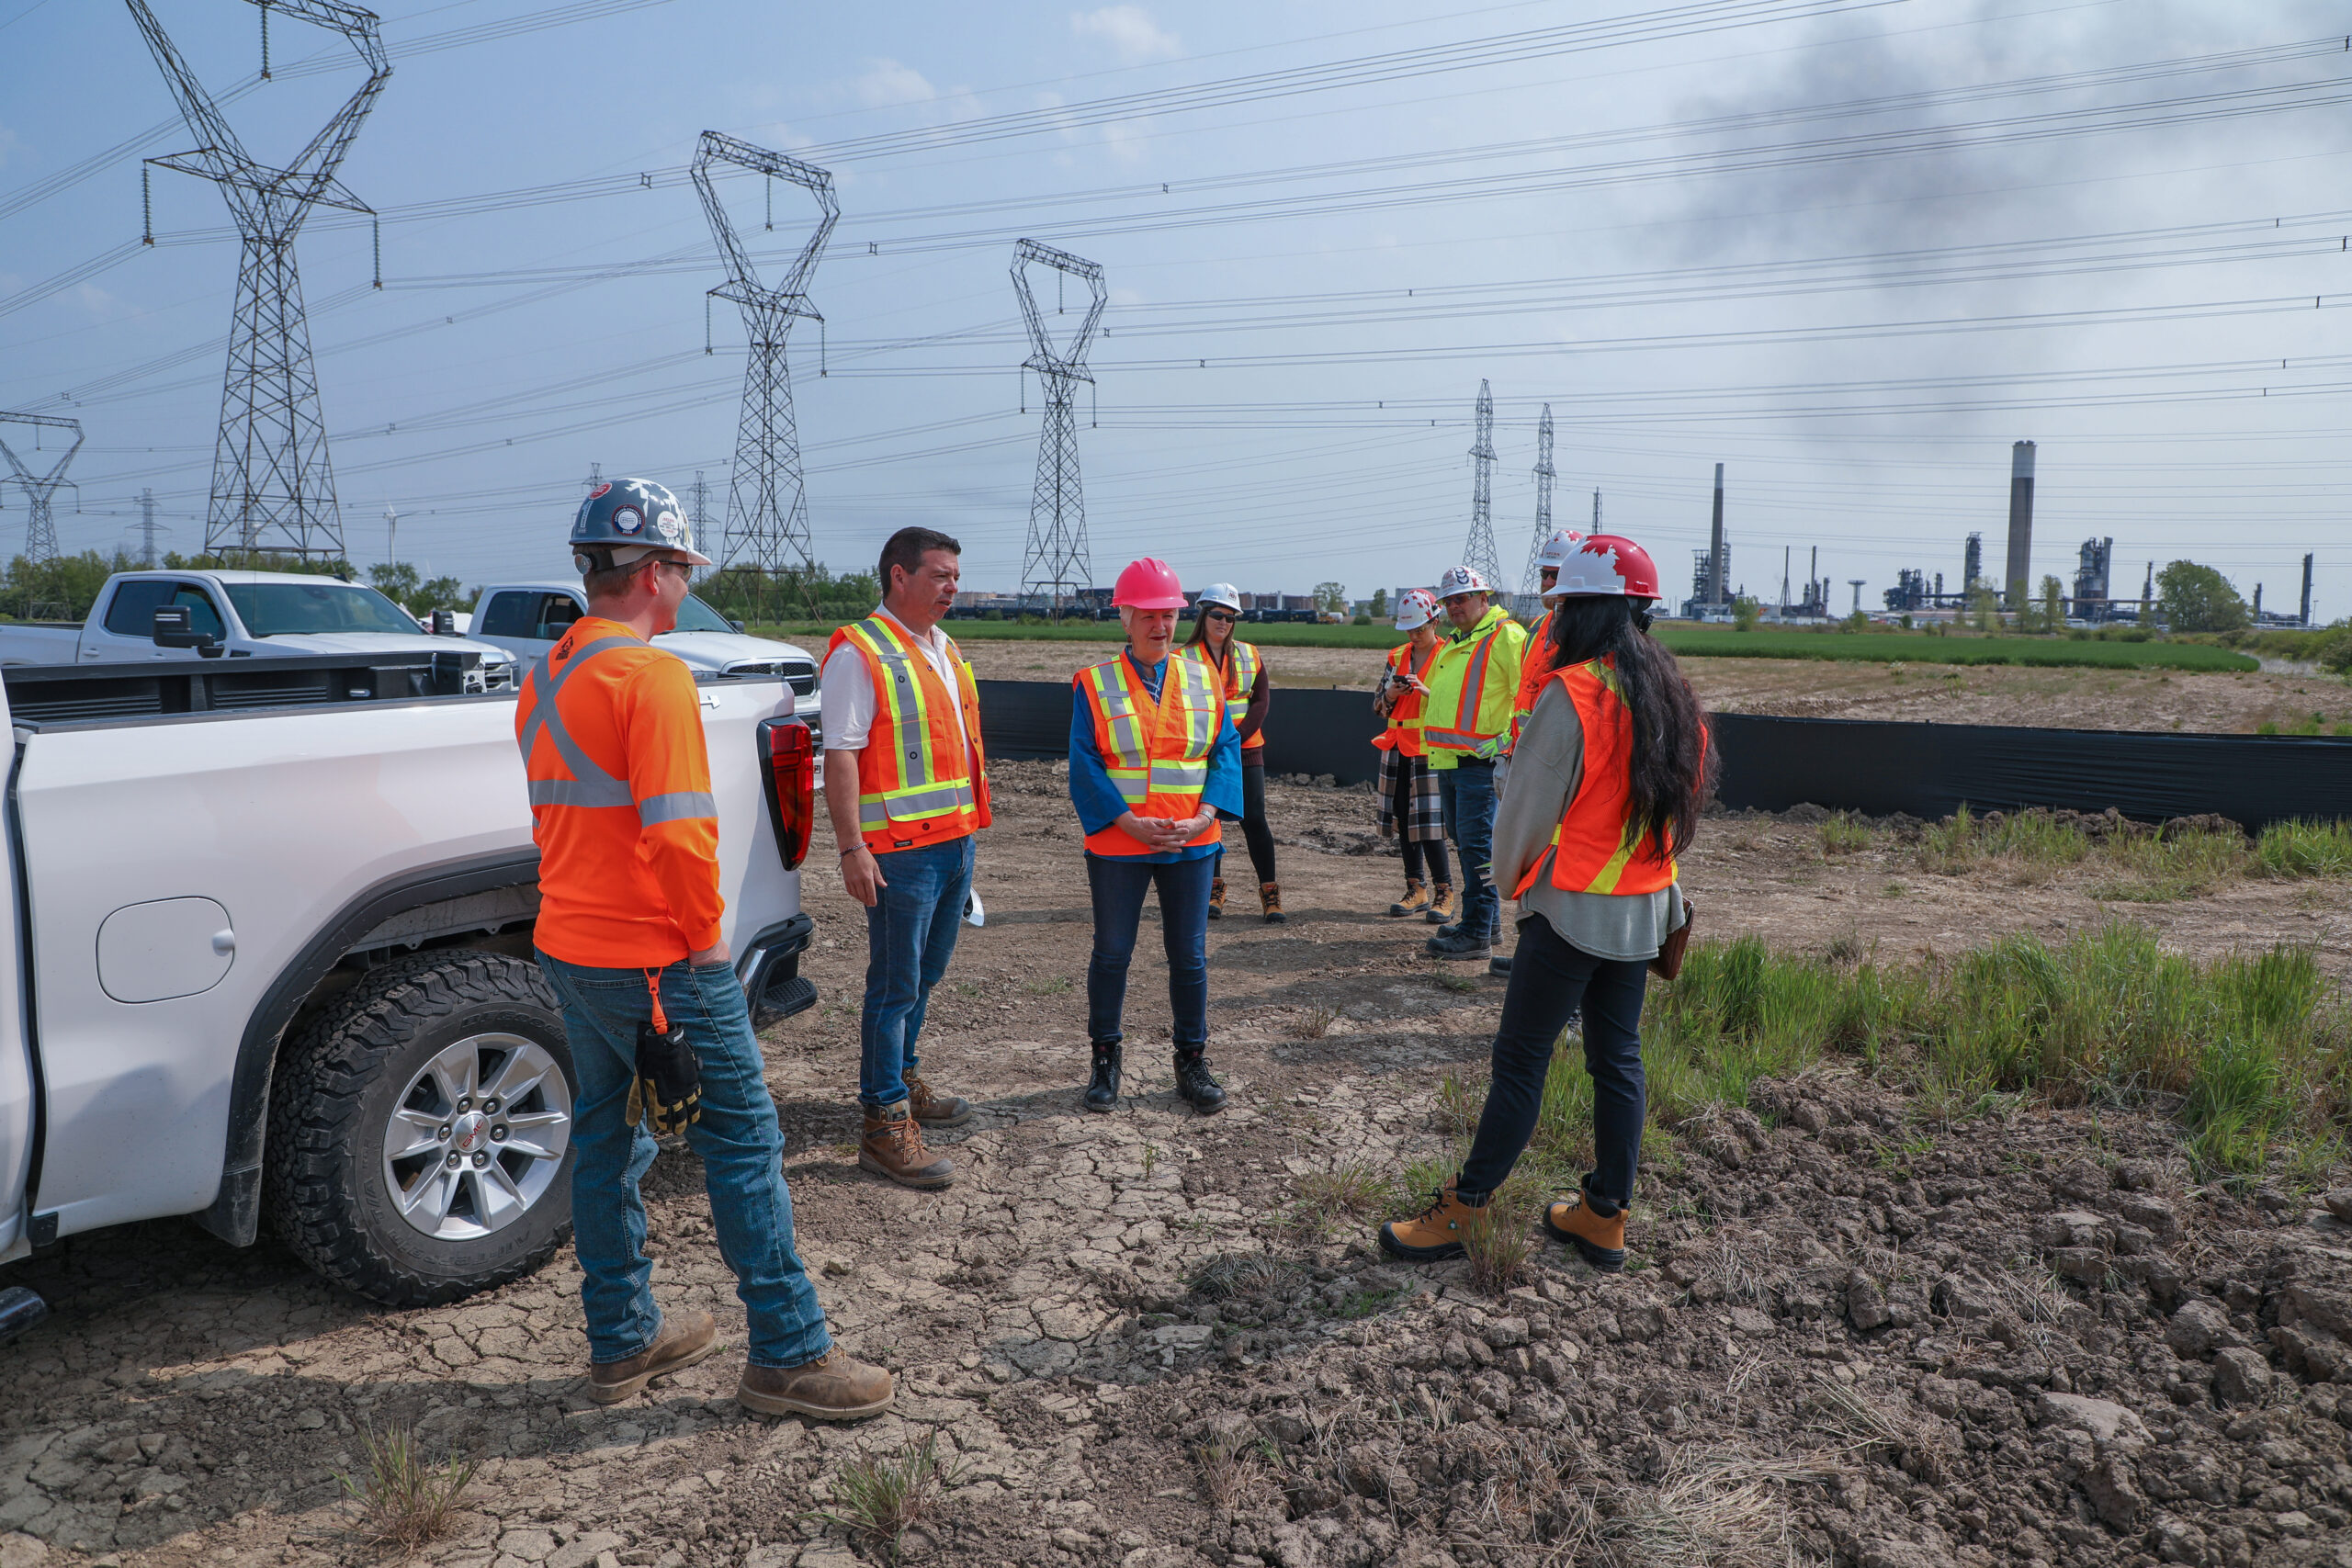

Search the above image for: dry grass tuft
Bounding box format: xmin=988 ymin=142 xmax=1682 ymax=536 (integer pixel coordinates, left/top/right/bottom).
xmin=1190 ymin=1253 xmax=1297 ymax=1301
xmin=1462 ymin=1200 xmax=1534 ymax=1296
xmin=1585 ymin=1450 xmax=1822 ymax=1567
xmin=1293 ymin=1159 xmax=1394 ymax=1233
xmin=1289 ymin=1004 xmax=1340 ymax=1039
xmin=818 ymin=1432 xmax=962 ymax=1563
xmin=334 ymin=1424 xmax=480 ymax=1554
xmin=1807 ymin=1378 xmax=1950 ymax=1484
xmin=1434 ymin=1071 xmax=1486 ymax=1136
xmin=1193 ymin=1441 xmax=1260 ymax=1510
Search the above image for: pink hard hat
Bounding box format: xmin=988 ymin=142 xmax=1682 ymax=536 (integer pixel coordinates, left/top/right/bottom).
xmin=1113 ymin=558 xmax=1187 ymax=609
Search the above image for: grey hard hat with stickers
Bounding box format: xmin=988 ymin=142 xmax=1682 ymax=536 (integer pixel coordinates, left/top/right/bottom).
xmin=571 ymin=477 xmax=713 ymax=571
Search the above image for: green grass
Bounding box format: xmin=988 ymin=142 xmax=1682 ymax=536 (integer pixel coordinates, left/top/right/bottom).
xmin=2257 ymin=818 xmax=2352 ymax=876
xmin=1918 ymin=807 xmax=2352 ymax=902
xmin=1650 ymin=624 xmax=2257 ymax=671
xmin=1642 ymin=928 xmax=2349 ymax=1179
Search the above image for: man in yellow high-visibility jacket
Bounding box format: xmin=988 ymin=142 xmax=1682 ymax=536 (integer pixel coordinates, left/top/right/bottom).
xmin=1420 ymin=564 xmax=1528 ymax=964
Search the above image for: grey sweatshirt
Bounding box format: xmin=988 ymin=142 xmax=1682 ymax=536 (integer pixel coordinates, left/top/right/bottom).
xmin=1493 ymin=678 xmax=1685 ymax=961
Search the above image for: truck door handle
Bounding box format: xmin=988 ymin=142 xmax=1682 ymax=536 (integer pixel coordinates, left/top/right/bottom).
xmin=210 ymin=930 xmax=236 ymax=956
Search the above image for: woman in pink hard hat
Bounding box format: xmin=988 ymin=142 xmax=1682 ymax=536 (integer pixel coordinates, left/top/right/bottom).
xmin=1068 ymin=559 xmax=1244 ymax=1115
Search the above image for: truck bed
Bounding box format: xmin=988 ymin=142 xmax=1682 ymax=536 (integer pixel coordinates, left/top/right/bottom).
xmin=1 ymin=650 xmax=498 ymax=725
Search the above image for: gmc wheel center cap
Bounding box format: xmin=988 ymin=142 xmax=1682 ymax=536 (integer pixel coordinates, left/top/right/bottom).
xmin=451 ymin=1111 xmax=490 ymax=1155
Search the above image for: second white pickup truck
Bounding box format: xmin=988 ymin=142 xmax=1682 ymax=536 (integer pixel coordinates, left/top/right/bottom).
xmin=470 ymin=581 xmax=817 ymax=690
xmin=0 ymin=569 xmax=522 ymax=691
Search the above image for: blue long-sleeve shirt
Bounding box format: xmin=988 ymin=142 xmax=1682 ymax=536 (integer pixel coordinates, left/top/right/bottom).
xmin=1069 ymin=649 xmax=1242 ymax=862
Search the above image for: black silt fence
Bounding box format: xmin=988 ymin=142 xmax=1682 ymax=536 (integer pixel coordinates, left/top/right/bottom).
xmin=978 ymin=681 xmax=2352 ymax=829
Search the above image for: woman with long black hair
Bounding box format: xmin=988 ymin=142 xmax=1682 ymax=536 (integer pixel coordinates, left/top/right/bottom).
xmin=1379 ymin=535 xmax=1712 ymax=1272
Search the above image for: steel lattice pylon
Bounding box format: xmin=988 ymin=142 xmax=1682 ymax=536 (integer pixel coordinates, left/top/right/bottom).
xmin=1518 ymin=401 xmax=1556 ymax=595
xmin=129 ymin=0 xmax=386 ymax=561
xmin=1462 ymin=379 xmax=1502 ymax=591
xmin=692 ymin=131 xmax=836 ymax=612
xmin=0 ymin=412 xmax=84 ymax=576
xmin=1012 ymin=240 xmax=1105 ymax=610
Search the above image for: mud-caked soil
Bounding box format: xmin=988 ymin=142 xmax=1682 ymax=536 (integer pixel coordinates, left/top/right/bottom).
xmin=2 ymin=764 xmax=2347 ymax=1568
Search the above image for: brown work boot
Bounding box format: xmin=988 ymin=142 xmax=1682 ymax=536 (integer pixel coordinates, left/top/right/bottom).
xmin=586 ymin=1309 xmax=718 ymax=1404
xmin=1207 ymin=876 xmax=1227 ymax=919
xmin=859 ymin=1102 xmax=955 ymax=1190
xmin=1260 ymin=881 xmax=1286 ymax=925
xmin=1545 ymin=1187 xmax=1628 ymax=1273
xmin=1378 ymin=1180 xmax=1487 ymax=1263
xmin=737 ymin=1347 xmax=894 ymax=1421
xmin=1389 ymin=877 xmax=1429 ymax=917
xmin=904 ymin=1074 xmax=973 ymax=1127
xmin=1426 ymin=883 xmax=1456 ymax=925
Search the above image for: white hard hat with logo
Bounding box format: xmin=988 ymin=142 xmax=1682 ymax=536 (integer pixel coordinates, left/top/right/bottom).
xmin=1393 ymin=588 xmax=1440 ymax=631
xmin=1435 ymin=564 xmax=1492 ymax=599
xmin=1196 ymin=582 xmax=1244 ymax=613
xmin=571 ymin=476 xmax=713 ymax=571
xmin=1532 ymin=528 xmax=1588 ymax=577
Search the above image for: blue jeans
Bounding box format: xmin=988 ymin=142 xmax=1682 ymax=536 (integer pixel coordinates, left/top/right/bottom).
xmin=1439 ymin=760 xmax=1498 ymax=942
xmin=1454 ymin=914 xmax=1650 ymax=1208
xmin=537 ymin=952 xmax=831 ymax=1370
xmin=859 ymin=836 xmax=976 ymax=1109
xmin=1085 ymin=852 xmax=1214 ymax=1051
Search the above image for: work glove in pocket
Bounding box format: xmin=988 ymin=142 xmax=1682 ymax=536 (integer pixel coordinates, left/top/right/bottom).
xmin=627 ymin=1018 xmax=702 ymax=1135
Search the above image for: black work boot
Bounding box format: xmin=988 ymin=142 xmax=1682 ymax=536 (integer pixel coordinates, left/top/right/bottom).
xmin=1173 ymin=1050 xmax=1227 ymax=1114
xmin=1083 ymin=1043 xmax=1123 ymax=1112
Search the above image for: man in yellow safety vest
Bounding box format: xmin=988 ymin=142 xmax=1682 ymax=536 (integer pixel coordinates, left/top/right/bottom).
xmin=1419 ymin=563 xmax=1529 ymax=964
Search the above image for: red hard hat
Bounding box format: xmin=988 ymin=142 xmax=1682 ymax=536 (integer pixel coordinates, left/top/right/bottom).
xmin=1550 ymin=534 xmax=1661 ymax=601
xmin=1113 ymin=558 xmax=1187 ymax=609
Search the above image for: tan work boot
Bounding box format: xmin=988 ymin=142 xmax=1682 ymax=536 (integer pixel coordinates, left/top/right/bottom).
xmin=1426 ymin=883 xmax=1457 ymax=925
xmin=904 ymin=1074 xmax=973 ymax=1127
xmin=738 ymin=1347 xmax=894 ymax=1421
xmin=859 ymin=1102 xmax=955 ymax=1190
xmin=1207 ymin=876 xmax=1227 ymax=919
xmin=586 ymin=1309 xmax=718 ymax=1404
xmin=1377 ymin=1181 xmax=1487 ymax=1263
xmin=1260 ymin=881 xmax=1286 ymax=925
xmin=1389 ymin=877 xmax=1430 ymax=917
xmin=1544 ymin=1188 xmax=1628 ymax=1273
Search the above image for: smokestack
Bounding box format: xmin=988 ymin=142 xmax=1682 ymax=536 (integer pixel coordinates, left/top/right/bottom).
xmin=1708 ymin=463 xmax=1726 ymax=606
xmin=2004 ymin=441 xmax=2036 ymax=610
xmin=2301 ymin=552 xmax=2314 ymax=626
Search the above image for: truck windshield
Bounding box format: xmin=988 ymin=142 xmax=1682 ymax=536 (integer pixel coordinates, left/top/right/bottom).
xmin=221 ymin=581 xmax=424 ymax=637
xmin=669 ymin=594 xmax=735 ymax=635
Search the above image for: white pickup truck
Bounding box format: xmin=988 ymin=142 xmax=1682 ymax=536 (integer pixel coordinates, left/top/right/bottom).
xmin=0 ymin=649 xmax=818 ymax=1311
xmin=0 ymin=569 xmax=522 ymax=692
xmin=470 ymin=581 xmax=817 ymax=692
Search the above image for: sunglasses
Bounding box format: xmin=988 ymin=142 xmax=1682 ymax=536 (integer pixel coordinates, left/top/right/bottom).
xmin=1202 ymin=609 xmax=1238 ymax=623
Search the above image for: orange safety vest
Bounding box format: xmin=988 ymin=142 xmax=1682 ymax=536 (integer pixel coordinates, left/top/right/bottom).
xmin=1185 ymin=637 xmax=1264 ymax=750
xmin=1512 ymin=656 xmax=1697 ymax=898
xmin=515 ymin=616 xmax=725 ymax=968
xmin=1076 ymin=652 xmax=1223 ymax=858
xmin=1372 ymin=640 xmax=1437 ymax=756
xmin=1510 ymin=635 xmax=1558 ymax=751
xmin=825 ymin=615 xmax=992 ymax=853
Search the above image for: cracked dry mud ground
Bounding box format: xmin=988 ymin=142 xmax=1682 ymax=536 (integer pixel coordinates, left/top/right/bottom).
xmin=4 ymin=763 xmax=2350 ymax=1568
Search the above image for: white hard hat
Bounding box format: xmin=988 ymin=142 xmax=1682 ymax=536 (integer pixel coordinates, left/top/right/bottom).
xmin=1435 ymin=564 xmax=1491 ymax=599
xmin=1393 ymin=588 xmax=1439 ymax=631
xmin=1532 ymin=528 xmax=1588 ymax=576
xmin=1196 ymin=582 xmax=1243 ymax=613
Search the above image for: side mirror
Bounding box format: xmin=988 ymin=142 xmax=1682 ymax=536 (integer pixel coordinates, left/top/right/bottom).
xmin=729 ymin=619 xmax=746 ymax=634
xmin=153 ymin=605 xmax=223 ymax=659
xmin=756 ymin=717 xmax=815 ymax=872
xmin=430 ymin=609 xmax=456 ymax=636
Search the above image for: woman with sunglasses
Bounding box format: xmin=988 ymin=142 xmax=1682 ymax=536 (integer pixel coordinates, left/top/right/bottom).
xmin=1182 ymin=583 xmax=1283 ymax=924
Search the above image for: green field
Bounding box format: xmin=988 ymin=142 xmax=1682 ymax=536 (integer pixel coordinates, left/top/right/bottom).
xmin=750 ymin=615 xmax=2262 ymax=671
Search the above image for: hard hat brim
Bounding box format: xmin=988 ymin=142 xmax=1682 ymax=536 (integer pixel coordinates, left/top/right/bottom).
xmin=599 ymin=542 xmax=714 ymax=569
xmin=1116 ymin=593 xmax=1189 ymax=610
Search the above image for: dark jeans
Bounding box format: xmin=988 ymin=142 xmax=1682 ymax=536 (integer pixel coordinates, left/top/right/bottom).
xmin=1214 ymin=757 xmax=1279 ymax=886
xmin=537 ymin=953 xmax=831 ymax=1369
xmin=858 ymin=835 xmax=976 ymax=1108
xmin=1438 ymin=760 xmax=1498 ymax=942
xmin=1400 ymin=837 xmax=1452 ymax=885
xmin=1085 ymin=852 xmax=1214 ymax=1051
xmin=1454 ymin=914 xmax=1650 ymax=1210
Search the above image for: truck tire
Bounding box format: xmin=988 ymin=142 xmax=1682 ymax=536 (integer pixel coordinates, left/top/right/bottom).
xmin=266 ymin=951 xmax=578 ymax=1308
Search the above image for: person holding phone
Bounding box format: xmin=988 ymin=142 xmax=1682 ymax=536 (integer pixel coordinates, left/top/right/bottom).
xmin=1372 ymin=588 xmax=1452 ymax=919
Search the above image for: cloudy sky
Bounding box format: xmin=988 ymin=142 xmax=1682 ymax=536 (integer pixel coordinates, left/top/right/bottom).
xmin=3 ymin=0 xmax=2347 ymax=617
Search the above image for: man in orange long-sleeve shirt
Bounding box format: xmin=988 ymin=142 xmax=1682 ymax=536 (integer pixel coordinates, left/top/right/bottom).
xmin=521 ymin=477 xmax=890 ymax=1421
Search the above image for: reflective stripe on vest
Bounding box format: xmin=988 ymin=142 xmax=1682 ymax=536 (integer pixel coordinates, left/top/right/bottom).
xmin=829 ymin=615 xmax=989 ymax=852
xmin=1424 ymin=620 xmax=1502 ymax=752
xmin=518 ymin=637 xmax=717 ymax=825
xmin=1226 ymin=640 xmax=1261 ymax=747
xmin=1515 ymin=657 xmax=1680 ymax=897
xmin=1080 ymin=654 xmax=1222 ymax=856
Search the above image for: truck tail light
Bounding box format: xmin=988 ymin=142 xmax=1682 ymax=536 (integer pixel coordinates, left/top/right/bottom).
xmin=758 ymin=718 xmax=814 ymax=871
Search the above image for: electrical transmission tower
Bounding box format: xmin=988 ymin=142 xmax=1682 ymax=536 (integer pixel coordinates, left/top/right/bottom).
xmin=1461 ymin=379 xmax=1502 ymax=590
xmin=1012 ymin=240 xmax=1106 ymax=611
xmin=0 ymin=414 xmax=84 ymax=615
xmin=128 ymin=0 xmax=388 ymax=562
xmin=692 ymin=130 xmax=836 ymax=615
xmin=1518 ymin=401 xmax=1556 ymax=595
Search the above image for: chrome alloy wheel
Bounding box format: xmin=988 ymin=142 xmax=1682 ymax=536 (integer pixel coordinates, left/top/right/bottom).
xmin=382 ymin=1032 xmax=572 ymax=1241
